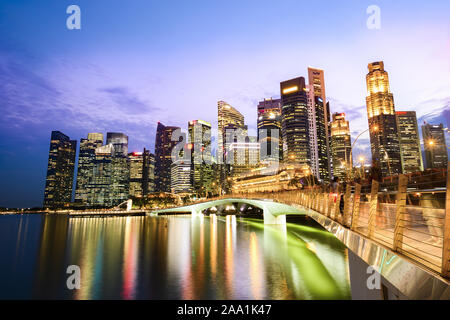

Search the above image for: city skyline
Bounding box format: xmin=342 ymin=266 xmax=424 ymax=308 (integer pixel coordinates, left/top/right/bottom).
xmin=1 ymin=0 xmax=450 ymax=208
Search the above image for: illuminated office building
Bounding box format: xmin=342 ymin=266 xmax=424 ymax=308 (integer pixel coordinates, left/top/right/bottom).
xmin=155 ymin=122 xmax=181 ymax=192
xmin=365 ymin=61 xmax=402 ymax=176
xmin=171 ymin=158 xmax=192 ymax=194
xmin=228 ymin=135 xmax=260 ymax=176
xmin=43 ymin=131 xmax=77 ymax=208
xmin=217 ymin=101 xmax=245 ymax=163
xmin=280 ymin=77 xmax=310 ymax=167
xmin=86 ymin=144 xmax=114 ymax=206
xmin=422 ymin=123 xmax=448 ymax=169
xmin=106 ymin=132 xmax=128 ymax=157
xmin=257 ymin=98 xmax=282 ymax=162
xmin=330 ymin=113 xmax=352 ymax=180
xmin=395 ymin=111 xmax=423 ymax=173
xmin=75 ymin=133 xmax=104 ymax=203
xmin=188 ymin=120 xmax=213 ymax=195
xmin=308 ymin=67 xmax=331 ymax=180
xmin=129 ymin=148 xmax=155 ymax=197
xmin=106 ymin=132 xmax=129 ymax=205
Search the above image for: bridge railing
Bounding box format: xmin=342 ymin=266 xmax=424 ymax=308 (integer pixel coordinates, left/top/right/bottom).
xmin=229 ymin=162 xmax=450 ymax=279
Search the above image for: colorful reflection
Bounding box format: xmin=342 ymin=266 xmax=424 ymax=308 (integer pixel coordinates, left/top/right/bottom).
xmin=0 ymin=214 xmax=351 ymax=299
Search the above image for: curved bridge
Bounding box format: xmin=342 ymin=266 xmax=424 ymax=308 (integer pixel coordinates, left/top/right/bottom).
xmin=149 ymin=198 xmax=305 ymax=224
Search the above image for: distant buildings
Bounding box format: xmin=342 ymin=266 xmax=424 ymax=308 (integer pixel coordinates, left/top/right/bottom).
xmin=43 ymin=131 xmax=77 ymax=208
xmin=217 ymin=101 xmax=245 ymax=164
xmin=75 ymin=133 xmax=104 ymax=203
xmin=422 ymin=123 xmax=448 ymax=169
xmin=396 ymin=111 xmax=423 ymax=173
xmin=365 ymin=61 xmax=402 ymax=176
xmin=308 ymin=67 xmax=331 ymax=182
xmin=188 ymin=120 xmax=213 ymax=195
xmin=155 ymin=122 xmax=181 ymax=193
xmin=257 ymin=98 xmax=282 ymax=163
xmin=129 ymin=149 xmax=155 ymax=197
xmin=330 ymin=113 xmax=352 ymax=180
xmin=280 ymin=77 xmax=310 ymax=167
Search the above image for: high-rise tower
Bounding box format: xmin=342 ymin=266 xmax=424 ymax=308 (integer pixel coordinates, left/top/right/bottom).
xmin=257 ymin=98 xmax=282 ymax=163
xmin=280 ymin=77 xmax=310 ymax=166
xmin=395 ymin=111 xmax=423 ymax=173
xmin=422 ymin=123 xmax=448 ymax=169
xmin=330 ymin=113 xmax=352 ymax=180
xmin=75 ymin=133 xmax=104 ymax=204
xmin=155 ymin=122 xmax=181 ymax=192
xmin=43 ymin=131 xmax=77 ymax=208
xmin=365 ymin=61 xmax=402 ymax=176
xmin=308 ymin=67 xmax=331 ymax=181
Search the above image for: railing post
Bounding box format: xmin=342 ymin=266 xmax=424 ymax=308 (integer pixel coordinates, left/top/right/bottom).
xmin=393 ymin=174 xmax=408 ymax=252
xmin=351 ymin=183 xmax=361 ymax=231
xmin=343 ymin=183 xmax=352 ymax=227
xmin=442 ymin=161 xmax=450 ymax=278
xmin=334 ymin=187 xmax=342 ymax=221
xmin=367 ymin=180 xmax=379 ymax=238
xmin=327 ymin=192 xmax=333 ymax=218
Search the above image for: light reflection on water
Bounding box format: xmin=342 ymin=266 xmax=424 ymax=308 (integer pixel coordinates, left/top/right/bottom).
xmin=0 ymin=214 xmax=351 ymax=299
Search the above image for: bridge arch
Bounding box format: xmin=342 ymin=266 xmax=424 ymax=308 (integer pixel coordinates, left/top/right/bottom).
xmin=150 ymin=198 xmax=305 ymax=224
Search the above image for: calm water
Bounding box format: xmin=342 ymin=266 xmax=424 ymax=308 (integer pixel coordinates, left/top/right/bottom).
xmin=0 ymin=214 xmax=351 ymax=299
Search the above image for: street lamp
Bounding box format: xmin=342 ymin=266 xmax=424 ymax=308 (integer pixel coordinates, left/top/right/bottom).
xmin=348 ymin=126 xmax=378 ymax=181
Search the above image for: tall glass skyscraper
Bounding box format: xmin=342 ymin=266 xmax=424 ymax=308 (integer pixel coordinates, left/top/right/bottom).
xmin=365 ymin=61 xmax=402 ymax=176
xmin=188 ymin=120 xmax=213 ymax=195
xmin=75 ymin=133 xmax=104 ymax=203
xmin=217 ymin=100 xmax=245 ymax=164
xmin=257 ymin=98 xmax=282 ymax=163
xmin=330 ymin=113 xmax=352 ymax=180
xmin=43 ymin=131 xmax=77 ymax=208
xmin=129 ymin=148 xmax=155 ymax=197
xmin=422 ymin=123 xmax=448 ymax=169
xmin=155 ymin=122 xmax=181 ymax=192
xmin=280 ymin=77 xmax=310 ymax=167
xmin=395 ymin=111 xmax=423 ymax=173
xmin=308 ymin=67 xmax=331 ymax=181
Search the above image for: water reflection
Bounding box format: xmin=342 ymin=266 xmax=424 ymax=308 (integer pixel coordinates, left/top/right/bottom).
xmin=0 ymin=214 xmax=351 ymax=299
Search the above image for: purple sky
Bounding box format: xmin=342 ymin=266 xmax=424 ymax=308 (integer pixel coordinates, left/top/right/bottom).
xmin=0 ymin=0 xmax=449 ymax=208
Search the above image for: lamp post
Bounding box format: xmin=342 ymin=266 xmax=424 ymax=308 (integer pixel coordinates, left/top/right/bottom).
xmin=347 ymin=125 xmax=378 ymax=181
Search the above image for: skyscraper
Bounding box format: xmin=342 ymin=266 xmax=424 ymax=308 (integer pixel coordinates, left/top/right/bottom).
xmin=308 ymin=67 xmax=331 ymax=180
xmin=257 ymin=98 xmax=282 ymax=163
xmin=170 ymin=159 xmax=192 ymax=194
xmin=217 ymin=101 xmax=245 ymax=163
xmin=43 ymin=131 xmax=77 ymax=208
xmin=106 ymin=132 xmax=129 ymax=205
xmin=155 ymin=122 xmax=181 ymax=192
xmin=396 ymin=111 xmax=424 ymax=173
xmin=330 ymin=113 xmax=352 ymax=180
xmin=129 ymin=148 xmax=155 ymax=197
xmin=280 ymin=77 xmax=310 ymax=167
xmin=75 ymin=133 xmax=104 ymax=204
xmin=188 ymin=120 xmax=213 ymax=195
xmin=86 ymin=144 xmax=114 ymax=206
xmin=422 ymin=123 xmax=448 ymax=169
xmin=106 ymin=132 xmax=128 ymax=157
xmin=365 ymin=61 xmax=402 ymax=176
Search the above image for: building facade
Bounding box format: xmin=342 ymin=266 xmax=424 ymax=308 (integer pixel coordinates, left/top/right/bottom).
xmin=155 ymin=122 xmax=181 ymax=192
xmin=75 ymin=133 xmax=104 ymax=204
xmin=422 ymin=123 xmax=448 ymax=169
xmin=188 ymin=120 xmax=213 ymax=195
xmin=129 ymin=148 xmax=155 ymax=197
xmin=308 ymin=67 xmax=331 ymax=181
xmin=395 ymin=111 xmax=424 ymax=173
xmin=330 ymin=113 xmax=352 ymax=180
xmin=257 ymin=98 xmax=282 ymax=163
xmin=43 ymin=131 xmax=77 ymax=208
xmin=280 ymin=77 xmax=310 ymax=167
xmin=365 ymin=61 xmax=402 ymax=176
